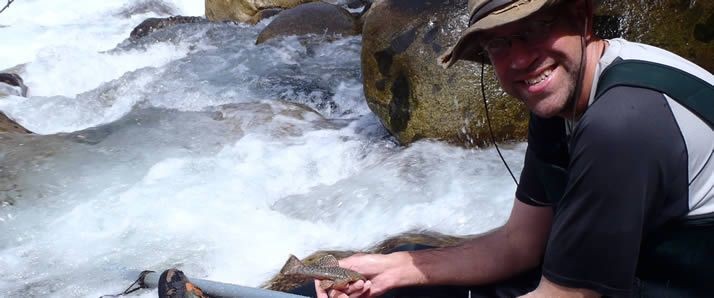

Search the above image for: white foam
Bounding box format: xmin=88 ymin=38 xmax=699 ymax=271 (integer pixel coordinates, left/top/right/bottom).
xmin=24 ymin=43 xmax=190 ymax=97
xmin=167 ymin=0 xmax=205 ymax=16
xmin=0 ymin=2 xmax=525 ymax=296
xmin=0 ymin=113 xmax=523 ymax=294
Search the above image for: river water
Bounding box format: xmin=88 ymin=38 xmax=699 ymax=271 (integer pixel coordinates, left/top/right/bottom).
xmin=0 ymin=1 xmax=524 ymax=296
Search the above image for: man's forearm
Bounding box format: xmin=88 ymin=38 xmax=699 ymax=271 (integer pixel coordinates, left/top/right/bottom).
xmin=375 ymin=200 xmax=552 ymax=290
xmin=392 ymin=226 xmax=542 ymax=287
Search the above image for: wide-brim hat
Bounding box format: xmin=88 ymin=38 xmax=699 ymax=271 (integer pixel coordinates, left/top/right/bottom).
xmin=438 ymin=0 xmax=565 ymax=68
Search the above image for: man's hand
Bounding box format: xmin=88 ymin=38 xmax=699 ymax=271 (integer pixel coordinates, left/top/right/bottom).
xmin=315 ymin=279 xmax=371 ymax=298
xmin=315 ymin=252 xmax=414 ymax=298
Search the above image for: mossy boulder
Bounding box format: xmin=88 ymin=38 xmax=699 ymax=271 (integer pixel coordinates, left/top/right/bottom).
xmin=596 ymin=0 xmax=714 ymax=72
xmin=256 ymin=2 xmax=359 ymax=44
xmin=205 ymin=0 xmax=318 ymax=24
xmin=361 ymin=0 xmax=528 ymax=147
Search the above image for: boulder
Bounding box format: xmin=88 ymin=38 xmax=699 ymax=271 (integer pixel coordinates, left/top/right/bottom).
xmin=205 ymin=0 xmax=318 ymax=24
xmin=361 ymin=0 xmax=528 ymax=147
xmin=597 ymin=0 xmax=714 ymax=72
xmin=129 ymin=16 xmax=207 ymax=40
xmin=255 ymin=2 xmax=359 ymax=44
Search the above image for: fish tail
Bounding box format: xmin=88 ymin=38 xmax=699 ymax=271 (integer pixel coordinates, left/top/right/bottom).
xmin=280 ymin=254 xmax=304 ymax=275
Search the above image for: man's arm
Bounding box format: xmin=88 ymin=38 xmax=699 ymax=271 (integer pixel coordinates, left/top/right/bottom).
xmin=404 ymin=199 xmax=553 ymax=286
xmin=318 ymin=199 xmax=553 ymax=297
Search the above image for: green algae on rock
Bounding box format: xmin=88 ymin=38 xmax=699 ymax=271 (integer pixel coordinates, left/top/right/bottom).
xmin=361 ymin=0 xmax=529 ymax=147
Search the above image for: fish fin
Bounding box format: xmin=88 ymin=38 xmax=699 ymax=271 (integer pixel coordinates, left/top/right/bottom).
xmin=315 ymin=254 xmax=340 ymax=267
xmin=319 ymin=280 xmax=335 ymax=290
xmin=279 ymin=254 xmax=304 ymax=275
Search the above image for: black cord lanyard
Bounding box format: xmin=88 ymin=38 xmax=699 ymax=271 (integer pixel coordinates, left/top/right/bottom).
xmin=480 ymin=56 xmax=519 ymax=186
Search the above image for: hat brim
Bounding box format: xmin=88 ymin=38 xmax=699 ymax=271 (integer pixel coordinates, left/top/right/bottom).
xmin=438 ymin=0 xmax=558 ymax=68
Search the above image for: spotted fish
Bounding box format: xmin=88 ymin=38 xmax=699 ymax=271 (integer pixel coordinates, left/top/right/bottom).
xmin=279 ymin=254 xmax=365 ymax=290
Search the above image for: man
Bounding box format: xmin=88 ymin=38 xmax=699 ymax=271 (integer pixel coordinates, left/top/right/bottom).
xmin=313 ymin=0 xmax=714 ymax=297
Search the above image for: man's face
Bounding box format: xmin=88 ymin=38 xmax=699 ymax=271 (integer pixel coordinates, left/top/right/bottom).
xmin=481 ymin=7 xmax=582 ymax=118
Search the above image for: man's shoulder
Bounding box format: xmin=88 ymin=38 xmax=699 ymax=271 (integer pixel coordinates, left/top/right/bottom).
xmin=605 ymin=38 xmax=714 ymax=84
xmin=578 ymin=86 xmax=671 ymax=143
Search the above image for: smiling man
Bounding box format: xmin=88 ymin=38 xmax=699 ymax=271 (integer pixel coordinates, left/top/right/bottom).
xmin=308 ymin=0 xmax=714 ymax=297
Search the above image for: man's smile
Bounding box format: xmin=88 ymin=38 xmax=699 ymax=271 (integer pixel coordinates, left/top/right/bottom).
xmin=515 ymin=64 xmax=558 ymax=96
xmin=524 ymin=67 xmax=555 ymax=86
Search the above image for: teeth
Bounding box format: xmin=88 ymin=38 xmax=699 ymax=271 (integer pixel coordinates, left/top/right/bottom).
xmin=525 ymin=69 xmax=553 ymax=86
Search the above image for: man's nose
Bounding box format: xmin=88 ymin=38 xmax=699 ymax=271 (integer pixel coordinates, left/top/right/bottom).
xmin=509 ymin=39 xmax=538 ymax=70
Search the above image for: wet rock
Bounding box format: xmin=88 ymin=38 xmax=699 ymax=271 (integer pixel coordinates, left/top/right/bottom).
xmin=361 ymin=0 xmax=528 ymax=147
xmin=129 ymin=16 xmax=207 ymax=40
xmin=0 ymin=73 xmax=28 ymax=97
xmin=0 ymin=112 xmax=32 ymax=134
xmin=205 ymin=0 xmax=317 ymax=24
xmin=254 ymin=8 xmax=283 ymax=23
xmin=597 ymin=0 xmax=714 ymax=72
xmin=256 ymin=2 xmax=359 ymax=44
xmin=353 ymin=2 xmax=373 ymax=32
xmin=347 ymin=0 xmax=370 ymax=9
xmin=262 ymin=230 xmax=469 ymax=292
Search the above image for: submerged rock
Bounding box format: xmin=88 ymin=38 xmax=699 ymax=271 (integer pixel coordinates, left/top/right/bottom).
xmin=129 ymin=16 xmax=207 ymax=40
xmin=256 ymin=2 xmax=359 ymax=44
xmin=361 ymin=0 xmax=528 ymax=147
xmin=205 ymin=0 xmax=318 ymax=24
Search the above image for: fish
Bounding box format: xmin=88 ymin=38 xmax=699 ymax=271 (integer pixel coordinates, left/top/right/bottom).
xmin=279 ymin=254 xmax=365 ymax=290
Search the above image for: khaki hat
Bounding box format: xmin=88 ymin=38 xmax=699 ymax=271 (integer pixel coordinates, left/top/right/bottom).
xmin=438 ymin=0 xmax=565 ymax=68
